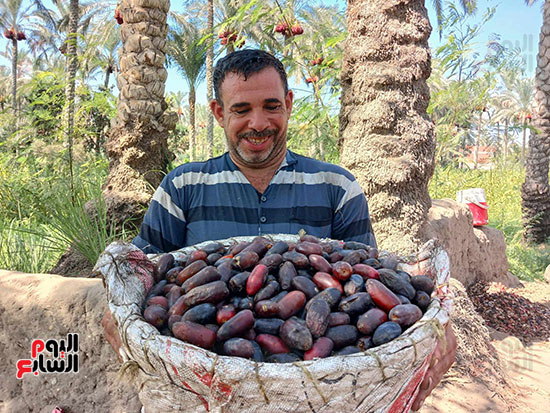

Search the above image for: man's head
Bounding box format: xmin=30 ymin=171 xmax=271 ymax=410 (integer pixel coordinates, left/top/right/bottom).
xmin=213 ymin=49 xmax=288 ymax=105
xmin=210 ymin=49 xmax=293 ymax=171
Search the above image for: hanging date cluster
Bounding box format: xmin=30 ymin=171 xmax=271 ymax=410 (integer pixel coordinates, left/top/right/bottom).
xmin=142 ymin=236 xmax=435 ymax=362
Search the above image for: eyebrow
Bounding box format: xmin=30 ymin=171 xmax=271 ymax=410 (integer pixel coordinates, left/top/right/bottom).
xmin=229 ymin=98 xmax=282 ymax=110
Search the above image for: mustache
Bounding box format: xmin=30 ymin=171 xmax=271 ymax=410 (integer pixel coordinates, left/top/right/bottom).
xmin=238 ymin=129 xmax=278 ymax=140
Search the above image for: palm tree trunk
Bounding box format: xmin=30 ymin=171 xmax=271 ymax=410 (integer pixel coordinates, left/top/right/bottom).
xmin=206 ymin=0 xmax=214 ymax=158
xmin=103 ymin=68 xmax=111 ymax=90
xmin=104 ymin=0 xmax=176 ymax=228
xmin=11 ymin=38 xmax=17 ymax=115
xmin=474 ymin=111 xmax=482 ymax=169
xmin=521 ymin=119 xmax=527 ymax=165
xmin=339 ymin=0 xmax=435 ymax=254
xmin=504 ymin=117 xmax=509 ymax=165
xmin=62 ymin=0 xmax=80 ymax=201
xmin=521 ymin=0 xmax=550 ymax=243
xmin=189 ymin=84 xmax=196 ymax=162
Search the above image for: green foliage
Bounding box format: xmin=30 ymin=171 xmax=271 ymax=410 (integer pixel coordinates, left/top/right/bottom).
xmin=430 ymin=165 xmax=549 ymax=281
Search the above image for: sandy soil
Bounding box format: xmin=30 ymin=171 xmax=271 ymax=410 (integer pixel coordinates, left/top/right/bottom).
xmin=422 ymin=281 xmax=550 ymax=413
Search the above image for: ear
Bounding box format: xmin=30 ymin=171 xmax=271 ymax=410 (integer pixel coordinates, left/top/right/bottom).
xmin=285 ymin=89 xmax=294 ymax=118
xmin=210 ymin=99 xmax=225 ymax=127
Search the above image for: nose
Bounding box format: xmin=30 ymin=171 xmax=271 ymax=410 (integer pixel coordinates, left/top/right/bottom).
xmin=247 ymin=109 xmax=270 ymax=131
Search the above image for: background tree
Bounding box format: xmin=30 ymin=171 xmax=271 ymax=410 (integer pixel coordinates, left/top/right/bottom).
xmin=339 ymin=0 xmax=436 ymax=254
xmin=167 ymin=16 xmax=207 ymax=162
xmin=103 ymin=0 xmax=177 ymax=228
xmin=206 ymin=0 xmax=214 ymax=158
xmin=521 ymin=0 xmax=550 ymax=243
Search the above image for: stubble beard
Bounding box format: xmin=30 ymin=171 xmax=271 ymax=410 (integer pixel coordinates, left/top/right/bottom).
xmin=229 ymin=129 xmax=286 ymax=167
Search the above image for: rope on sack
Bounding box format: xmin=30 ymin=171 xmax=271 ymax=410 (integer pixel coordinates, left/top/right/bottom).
xmin=254 ymin=362 xmax=270 ymax=404
xmin=294 ymin=362 xmax=328 ymax=405
xmin=364 ymin=350 xmax=387 ymax=381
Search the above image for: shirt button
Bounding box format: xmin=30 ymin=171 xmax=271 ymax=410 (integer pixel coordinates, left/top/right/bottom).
xmin=261 ymin=196 xmax=267 ymax=202
xmin=260 ymin=216 xmax=267 ymax=223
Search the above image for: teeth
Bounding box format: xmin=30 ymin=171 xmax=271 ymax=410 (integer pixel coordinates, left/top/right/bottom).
xmin=248 ymin=137 xmax=267 ymax=144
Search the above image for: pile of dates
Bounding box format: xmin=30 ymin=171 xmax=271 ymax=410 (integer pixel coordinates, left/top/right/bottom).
xmin=142 ymin=236 xmax=435 ymax=363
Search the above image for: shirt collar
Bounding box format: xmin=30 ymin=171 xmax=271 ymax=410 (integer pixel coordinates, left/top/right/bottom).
xmin=281 ymin=149 xmax=297 ymax=169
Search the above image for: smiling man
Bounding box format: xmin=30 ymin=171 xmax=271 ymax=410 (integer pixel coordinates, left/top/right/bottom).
xmin=132 ymin=49 xmax=376 ymax=254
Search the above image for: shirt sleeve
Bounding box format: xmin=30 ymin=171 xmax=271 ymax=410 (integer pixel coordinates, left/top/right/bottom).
xmin=132 ymin=173 xmax=187 ymax=254
xmin=331 ymin=180 xmax=377 ymax=248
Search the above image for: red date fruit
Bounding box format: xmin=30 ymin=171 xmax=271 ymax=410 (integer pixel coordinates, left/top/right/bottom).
xmin=256 ymin=334 xmax=290 ymax=354
xmin=313 ymin=272 xmax=343 ymax=294
xmin=183 ymin=280 xmax=229 ymax=307
xmin=295 ymin=241 xmax=323 ymax=256
xmin=306 ymin=299 xmax=331 ymax=338
xmin=187 ymin=250 xmax=208 ymax=265
xmin=332 ymin=261 xmax=353 ymax=281
xmin=176 ymin=260 xmax=207 ymax=285
xmin=172 ymin=321 xmax=216 ymax=349
xmin=280 ymin=317 xmax=313 ymax=351
xmin=147 ymin=295 xmax=168 ymax=309
xmin=299 ymin=234 xmax=321 ymax=243
xmin=242 ymin=237 xmax=271 ymax=256
xmin=247 ymin=264 xmax=268 ymax=296
xmin=233 ymin=250 xmax=259 ymax=270
xmin=327 ymin=312 xmax=351 ymax=327
xmin=216 ymin=309 xmax=255 ymax=341
xmin=353 ymin=264 xmax=380 ymax=280
xmin=254 ymin=300 xmax=280 ymax=317
xmin=182 ymin=266 xmax=221 ymax=293
xmin=357 ymin=308 xmax=388 ymax=335
xmin=167 ymin=285 xmax=183 ymax=308
xmin=277 ymin=290 xmax=306 ymax=319
xmin=229 ymin=241 xmax=250 ymax=256
xmin=278 ymin=261 xmax=297 ymax=290
xmin=304 ymin=337 xmax=334 ymax=360
xmin=223 ymin=338 xmax=255 ymax=358
xmin=388 ymin=304 xmax=423 ymax=328
xmin=309 ymin=254 xmax=332 ymax=273
xmin=366 ymin=279 xmax=401 ymax=312
xmin=167 ymin=295 xmax=189 ymax=317
xmin=162 ymin=282 xmax=177 ymax=295
xmin=216 ymin=304 xmax=236 ymax=324
xmin=144 ymin=305 xmax=167 ymax=328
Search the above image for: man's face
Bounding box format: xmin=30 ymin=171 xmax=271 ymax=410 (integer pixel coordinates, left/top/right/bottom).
xmin=210 ymin=67 xmax=293 ymax=169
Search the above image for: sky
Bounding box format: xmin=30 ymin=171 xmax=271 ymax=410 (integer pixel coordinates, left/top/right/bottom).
xmin=0 ymin=1 xmax=543 ymax=103
xmin=164 ymin=0 xmax=543 ymax=103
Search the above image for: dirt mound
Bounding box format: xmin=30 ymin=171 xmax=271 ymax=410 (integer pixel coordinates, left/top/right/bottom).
xmin=0 ymin=270 xmax=141 ymax=413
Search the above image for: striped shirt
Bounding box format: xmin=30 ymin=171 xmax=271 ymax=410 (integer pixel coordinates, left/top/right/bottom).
xmin=133 ymin=150 xmax=376 ymax=254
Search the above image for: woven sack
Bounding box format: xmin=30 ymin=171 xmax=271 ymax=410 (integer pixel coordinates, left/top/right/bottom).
xmin=94 ymin=235 xmax=451 ymax=413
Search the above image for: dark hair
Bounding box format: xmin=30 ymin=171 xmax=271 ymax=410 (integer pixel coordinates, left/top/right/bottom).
xmin=213 ymin=49 xmax=288 ymax=105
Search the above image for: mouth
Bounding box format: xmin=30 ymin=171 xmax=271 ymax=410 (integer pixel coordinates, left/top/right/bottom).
xmin=246 ymin=136 xmax=270 ymax=145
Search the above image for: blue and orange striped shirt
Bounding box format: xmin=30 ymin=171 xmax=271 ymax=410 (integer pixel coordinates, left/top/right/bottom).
xmin=133 ymin=150 xmax=376 ymax=254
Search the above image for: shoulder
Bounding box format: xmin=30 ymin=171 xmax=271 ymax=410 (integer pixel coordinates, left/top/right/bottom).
xmin=287 ymin=150 xmax=358 ymax=184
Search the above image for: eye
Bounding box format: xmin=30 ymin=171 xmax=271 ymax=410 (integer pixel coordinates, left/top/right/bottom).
xmin=266 ymin=105 xmax=281 ymax=111
xmin=233 ymin=108 xmax=249 ymax=115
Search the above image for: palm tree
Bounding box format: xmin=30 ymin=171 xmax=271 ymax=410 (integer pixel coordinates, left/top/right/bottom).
xmin=0 ymin=0 xmax=52 ymax=115
xmin=167 ymin=17 xmax=207 ymax=162
xmin=103 ymin=0 xmax=176 ymax=228
xmin=521 ymin=0 xmax=550 ymax=243
xmin=339 ymin=0 xmax=478 ymax=254
xmin=206 ymin=0 xmax=214 ymax=158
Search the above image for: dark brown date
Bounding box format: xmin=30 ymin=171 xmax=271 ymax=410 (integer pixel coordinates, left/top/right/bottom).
xmin=280 ymin=317 xmax=313 ymax=351
xmin=309 ymin=254 xmax=332 ymax=273
xmin=277 ymin=290 xmax=306 ymax=319
xmin=233 ymin=250 xmax=259 ymax=270
xmin=305 ymin=298 xmax=331 ymax=338
xmin=181 ymin=303 xmax=217 ymax=324
xmin=223 ymin=338 xmax=255 ymax=359
xmin=176 ymin=260 xmax=207 ymax=285
xmin=388 ymin=304 xmax=423 ymax=328
xmin=216 ymin=309 xmax=255 ymax=341
xmin=278 ymin=261 xmax=297 ymax=290
xmin=183 ymin=280 xmax=229 ymax=307
xmin=295 ymin=241 xmax=323 ymax=256
xmin=144 ymin=305 xmax=167 ymax=328
xmin=291 ymin=276 xmax=319 ymax=300
xmin=325 ymin=325 xmax=359 ymax=349
xmin=304 ymin=337 xmax=334 ymax=360
xmin=256 ymin=334 xmax=290 ymax=354
xmin=182 ymin=266 xmax=221 ymax=293
xmin=357 ymin=308 xmax=388 ymax=335
xmin=327 ymin=312 xmax=351 ymax=327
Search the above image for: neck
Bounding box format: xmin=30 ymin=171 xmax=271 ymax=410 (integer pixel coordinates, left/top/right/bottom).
xmin=230 ymin=149 xmax=287 ymax=193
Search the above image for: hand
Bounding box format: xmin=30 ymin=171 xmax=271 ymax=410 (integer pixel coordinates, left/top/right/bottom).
xmin=102 ymin=309 xmax=123 ymax=362
xmin=412 ymin=321 xmax=457 ymax=411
